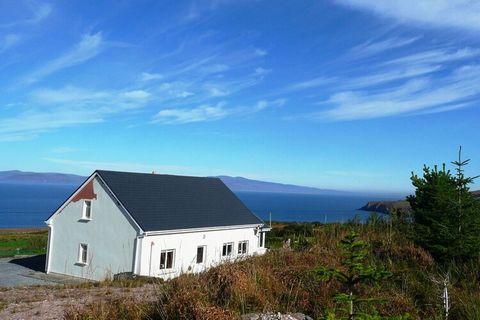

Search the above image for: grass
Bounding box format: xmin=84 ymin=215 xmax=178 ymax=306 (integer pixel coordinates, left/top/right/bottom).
xmin=6 ymin=222 xmax=480 ymax=319
xmin=0 ymin=229 xmax=48 ymax=257
xmin=63 ymin=221 xmax=456 ymax=319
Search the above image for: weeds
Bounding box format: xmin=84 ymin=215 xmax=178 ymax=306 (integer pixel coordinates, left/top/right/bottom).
xmin=64 ymin=222 xmax=480 ymax=319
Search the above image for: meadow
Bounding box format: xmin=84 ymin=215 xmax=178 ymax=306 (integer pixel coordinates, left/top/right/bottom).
xmin=0 ymin=228 xmax=48 ymax=257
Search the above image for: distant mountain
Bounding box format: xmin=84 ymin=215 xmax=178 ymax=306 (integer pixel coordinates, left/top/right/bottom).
xmin=0 ymin=170 xmax=344 ymax=195
xmin=216 ymin=175 xmax=346 ymax=195
xmin=0 ymin=170 xmax=86 ymax=185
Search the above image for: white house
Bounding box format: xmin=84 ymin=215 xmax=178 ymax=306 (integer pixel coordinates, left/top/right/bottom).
xmin=45 ymin=170 xmax=269 ymax=281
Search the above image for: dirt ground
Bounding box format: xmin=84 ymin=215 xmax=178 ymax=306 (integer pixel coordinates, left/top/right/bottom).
xmin=0 ymin=283 xmax=158 ymax=319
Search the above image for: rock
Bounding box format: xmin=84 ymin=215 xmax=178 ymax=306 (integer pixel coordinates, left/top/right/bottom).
xmin=241 ymin=312 xmax=313 ymax=320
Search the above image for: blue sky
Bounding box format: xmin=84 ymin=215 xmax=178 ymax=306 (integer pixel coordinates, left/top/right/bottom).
xmin=1 ymin=0 xmax=479 ymax=194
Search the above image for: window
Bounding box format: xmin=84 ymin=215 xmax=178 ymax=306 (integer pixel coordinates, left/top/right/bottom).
xmin=222 ymin=242 xmax=233 ymax=257
xmin=160 ymin=249 xmax=175 ymax=270
xmin=196 ymin=246 xmax=206 ymax=264
xmin=82 ymin=200 xmax=92 ymax=220
xmin=238 ymin=241 xmax=248 ymax=255
xmin=259 ymin=232 xmax=264 ymax=247
xmin=78 ymin=243 xmax=88 ymax=264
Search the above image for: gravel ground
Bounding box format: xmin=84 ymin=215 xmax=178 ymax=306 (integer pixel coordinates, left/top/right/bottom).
xmin=0 ymin=256 xmax=60 ymax=287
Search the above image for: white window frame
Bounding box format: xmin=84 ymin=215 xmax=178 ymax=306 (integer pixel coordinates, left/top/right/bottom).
xmin=259 ymin=231 xmax=264 ymax=247
xmin=160 ymin=249 xmax=175 ymax=270
xmin=222 ymin=242 xmax=233 ymax=257
xmin=81 ymin=200 xmax=92 ymax=220
xmin=77 ymin=243 xmax=88 ymax=265
xmin=196 ymin=245 xmax=206 ymax=264
xmin=238 ymin=240 xmax=248 ymax=255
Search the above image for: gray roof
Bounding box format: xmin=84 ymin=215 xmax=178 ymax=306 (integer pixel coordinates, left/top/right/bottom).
xmin=96 ymin=170 xmax=264 ymax=232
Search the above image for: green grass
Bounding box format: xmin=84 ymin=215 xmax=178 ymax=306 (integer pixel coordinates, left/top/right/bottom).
xmin=0 ymin=230 xmax=48 ymax=257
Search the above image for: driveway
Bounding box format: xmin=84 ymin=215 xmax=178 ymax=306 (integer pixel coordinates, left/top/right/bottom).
xmin=0 ymin=255 xmax=84 ymax=287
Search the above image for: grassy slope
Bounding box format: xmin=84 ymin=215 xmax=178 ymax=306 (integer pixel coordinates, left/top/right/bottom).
xmin=0 ymin=229 xmax=48 ymax=257
xmin=65 ymin=221 xmax=480 ymax=320
xmin=4 ymin=223 xmax=480 ymax=319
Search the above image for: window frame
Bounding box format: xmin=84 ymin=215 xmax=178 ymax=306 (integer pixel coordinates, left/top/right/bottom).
xmin=77 ymin=243 xmax=88 ymax=265
xmin=196 ymin=245 xmax=206 ymax=264
xmin=238 ymin=240 xmax=248 ymax=255
xmin=160 ymin=249 xmax=175 ymax=270
xmin=81 ymin=200 xmax=92 ymax=221
xmin=222 ymin=242 xmax=233 ymax=257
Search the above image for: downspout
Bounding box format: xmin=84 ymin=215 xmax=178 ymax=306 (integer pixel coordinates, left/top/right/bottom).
xmin=45 ymin=222 xmax=53 ymax=273
xmin=148 ymin=241 xmax=154 ymax=277
xmin=133 ymin=235 xmax=143 ymax=276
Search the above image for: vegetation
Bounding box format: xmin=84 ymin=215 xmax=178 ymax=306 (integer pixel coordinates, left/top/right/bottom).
xmin=6 ymin=149 xmax=480 ymax=319
xmin=314 ymin=231 xmax=404 ymax=320
xmin=0 ymin=228 xmax=47 ymax=257
xmin=408 ymin=148 xmax=480 ymax=264
xmin=62 ymin=220 xmax=476 ymax=320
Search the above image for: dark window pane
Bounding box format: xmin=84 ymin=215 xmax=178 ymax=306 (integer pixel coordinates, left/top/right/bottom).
xmin=166 ymin=251 xmax=174 ymax=269
xmin=222 ymin=244 xmax=227 ymax=256
xmin=197 ymin=246 xmax=204 ymax=263
xmin=160 ymin=252 xmax=166 ymax=269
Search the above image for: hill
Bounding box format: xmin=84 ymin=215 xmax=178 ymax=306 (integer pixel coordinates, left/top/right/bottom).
xmin=0 ymin=170 xmax=86 ymax=185
xmin=0 ymin=170 xmax=344 ymax=195
xmin=215 ymin=175 xmax=346 ymax=195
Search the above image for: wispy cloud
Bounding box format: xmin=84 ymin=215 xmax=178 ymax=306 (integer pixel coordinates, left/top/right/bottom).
xmin=314 ymin=65 xmax=480 ymax=121
xmin=141 ymin=72 xmax=163 ymax=82
xmin=254 ymin=48 xmax=267 ymax=56
xmin=23 ymin=32 xmax=104 ymax=85
xmin=0 ymin=34 xmax=22 ymax=53
xmin=385 ymin=47 xmax=480 ymax=66
xmin=349 ymin=37 xmax=418 ymax=58
xmin=153 ymin=98 xmax=286 ymax=124
xmin=335 ymin=0 xmax=480 ymax=32
xmin=0 ymin=2 xmax=52 ymax=28
xmin=0 ymin=85 xmax=152 ymax=141
xmin=51 ymin=147 xmax=78 ymax=154
xmin=153 ymin=102 xmax=229 ymax=124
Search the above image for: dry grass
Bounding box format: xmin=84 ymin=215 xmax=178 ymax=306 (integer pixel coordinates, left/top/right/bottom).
xmin=63 ymin=222 xmax=480 ymax=320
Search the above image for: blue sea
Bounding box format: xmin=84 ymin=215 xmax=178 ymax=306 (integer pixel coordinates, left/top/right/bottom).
xmin=0 ymin=183 xmax=403 ymax=228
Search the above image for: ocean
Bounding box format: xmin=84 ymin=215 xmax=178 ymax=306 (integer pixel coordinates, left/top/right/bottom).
xmin=0 ymin=183 xmax=402 ymax=229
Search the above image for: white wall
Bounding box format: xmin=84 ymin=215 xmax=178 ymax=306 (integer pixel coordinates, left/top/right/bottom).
xmin=47 ymin=177 xmax=139 ymax=281
xmin=137 ymin=226 xmax=267 ymax=279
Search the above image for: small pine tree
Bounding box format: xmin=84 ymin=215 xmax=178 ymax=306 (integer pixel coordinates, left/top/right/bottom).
xmin=407 ymin=147 xmax=480 ymax=264
xmin=313 ymin=232 xmax=406 ymax=320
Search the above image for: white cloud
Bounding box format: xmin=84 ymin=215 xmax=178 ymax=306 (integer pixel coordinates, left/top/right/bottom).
xmin=153 ymin=98 xmax=286 ymax=124
xmin=23 ymin=32 xmax=104 ymax=84
xmin=51 ymin=147 xmax=78 ymax=154
xmin=0 ymin=34 xmax=22 ymax=53
xmin=141 ymin=72 xmax=163 ymax=81
xmin=0 ymin=108 xmax=103 ymax=141
xmin=254 ymin=99 xmax=286 ymax=111
xmin=254 ymin=67 xmax=271 ymax=76
xmin=287 ymin=77 xmax=335 ymax=91
xmin=122 ymin=90 xmax=151 ymax=100
xmin=0 ymin=85 xmax=153 ymax=141
xmin=254 ymin=48 xmax=267 ymax=56
xmin=205 ymin=86 xmax=229 ymax=97
xmin=315 ymin=65 xmax=480 ymax=121
xmin=385 ymin=48 xmax=480 ymax=66
xmin=0 ymin=3 xmax=52 ymax=28
xmin=31 ymin=86 xmax=109 ymax=104
xmin=349 ymin=37 xmax=419 ymax=58
xmin=335 ymin=0 xmax=480 ymax=32
xmin=153 ymin=102 xmax=229 ymax=124
xmin=200 ymin=64 xmax=230 ymax=74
